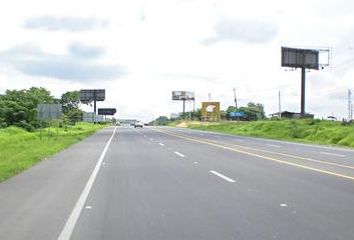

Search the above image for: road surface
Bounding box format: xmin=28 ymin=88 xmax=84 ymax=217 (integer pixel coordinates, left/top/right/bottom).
xmin=1 ymin=126 xmax=354 ymax=240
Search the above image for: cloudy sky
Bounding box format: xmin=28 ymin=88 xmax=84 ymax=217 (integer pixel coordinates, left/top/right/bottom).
xmin=1 ymin=0 xmax=354 ymax=121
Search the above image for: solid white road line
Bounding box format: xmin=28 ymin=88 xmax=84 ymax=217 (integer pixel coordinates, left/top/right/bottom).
xmin=266 ymin=144 xmax=281 ymax=148
xmin=57 ymin=127 xmax=117 ymax=240
xmin=320 ymin=151 xmax=345 ymax=157
xmin=209 ymin=170 xmax=236 ymax=183
xmin=174 ymin=151 xmax=185 ymax=158
xmin=159 ymin=143 xmax=164 ymax=146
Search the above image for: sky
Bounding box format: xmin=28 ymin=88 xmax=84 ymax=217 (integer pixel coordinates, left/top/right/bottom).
xmin=1 ymin=0 xmax=354 ymax=122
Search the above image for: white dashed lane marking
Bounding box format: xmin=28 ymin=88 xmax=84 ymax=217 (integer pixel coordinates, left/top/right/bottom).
xmin=209 ymin=170 xmax=236 ymax=183
xmin=174 ymin=151 xmax=185 ymax=158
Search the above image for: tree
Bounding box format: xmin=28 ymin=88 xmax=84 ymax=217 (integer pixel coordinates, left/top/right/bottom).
xmin=246 ymin=102 xmax=265 ymax=119
xmin=153 ymin=116 xmax=170 ymax=125
xmin=60 ymin=91 xmax=82 ymax=124
xmin=0 ymin=87 xmax=55 ymax=130
xmin=226 ymin=106 xmax=237 ymax=114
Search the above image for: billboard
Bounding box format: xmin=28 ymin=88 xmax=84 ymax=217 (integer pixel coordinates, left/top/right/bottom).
xmin=201 ymin=102 xmax=220 ymax=121
xmin=281 ymin=47 xmax=319 ymax=70
xmin=83 ymin=112 xmax=104 ymax=123
xmin=37 ymin=104 xmax=62 ymax=120
xmin=172 ymin=91 xmax=195 ymax=101
xmin=229 ymin=111 xmax=245 ymax=118
xmin=98 ymin=108 xmax=116 ymax=115
xmin=170 ymin=112 xmax=181 ymax=119
xmin=80 ymin=89 xmax=105 ymax=102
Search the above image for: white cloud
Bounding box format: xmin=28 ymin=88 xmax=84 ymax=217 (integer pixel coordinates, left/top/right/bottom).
xmin=23 ymin=16 xmax=107 ymax=32
xmin=0 ymin=0 xmax=353 ymax=121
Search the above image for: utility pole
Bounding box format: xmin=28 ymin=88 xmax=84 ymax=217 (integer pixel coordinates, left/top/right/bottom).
xmin=189 ymin=101 xmax=192 ymax=121
xmin=301 ymin=65 xmax=306 ymax=117
xmin=278 ymin=91 xmax=282 ymax=119
xmin=233 ymin=88 xmax=238 ymax=109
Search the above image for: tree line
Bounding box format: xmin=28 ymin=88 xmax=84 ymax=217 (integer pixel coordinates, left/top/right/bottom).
xmin=152 ymin=102 xmax=266 ymax=125
xmin=0 ymin=87 xmax=82 ymax=131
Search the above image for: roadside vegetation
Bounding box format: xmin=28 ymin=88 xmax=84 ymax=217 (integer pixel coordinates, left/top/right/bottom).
xmin=168 ymin=119 xmax=354 ymax=148
xmin=0 ymin=87 xmax=108 ymax=182
xmin=0 ymin=123 xmax=106 ymax=182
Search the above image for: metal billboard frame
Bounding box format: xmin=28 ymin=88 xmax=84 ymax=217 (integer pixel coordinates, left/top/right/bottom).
xmin=281 ymin=47 xmax=320 ymax=70
xmin=80 ymin=89 xmax=105 ymax=102
xmin=172 ymin=91 xmax=195 ymax=101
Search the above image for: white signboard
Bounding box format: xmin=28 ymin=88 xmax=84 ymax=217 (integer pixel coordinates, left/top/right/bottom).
xmin=83 ymin=112 xmax=104 ymax=123
xmin=37 ymin=104 xmax=62 ymax=120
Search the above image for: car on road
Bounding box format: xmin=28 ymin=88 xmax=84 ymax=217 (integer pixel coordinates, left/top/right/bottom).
xmin=133 ymin=121 xmax=144 ymax=128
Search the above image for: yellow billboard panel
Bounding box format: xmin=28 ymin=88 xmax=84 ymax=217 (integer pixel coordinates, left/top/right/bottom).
xmin=201 ymin=102 xmax=220 ymax=121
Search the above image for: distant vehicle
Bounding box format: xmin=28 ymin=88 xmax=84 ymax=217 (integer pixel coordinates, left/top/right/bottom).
xmin=134 ymin=121 xmax=144 ymax=128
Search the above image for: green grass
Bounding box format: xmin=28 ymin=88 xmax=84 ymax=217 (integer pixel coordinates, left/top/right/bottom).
xmin=170 ymin=119 xmax=354 ymax=148
xmin=0 ymin=123 xmax=107 ymax=182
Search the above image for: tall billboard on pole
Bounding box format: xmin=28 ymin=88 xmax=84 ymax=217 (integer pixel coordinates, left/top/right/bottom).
xmin=281 ymin=46 xmax=330 ymax=117
xmin=80 ymin=89 xmax=105 ymax=114
xmin=172 ymin=91 xmax=195 ymax=118
xmin=172 ymin=91 xmax=195 ymax=100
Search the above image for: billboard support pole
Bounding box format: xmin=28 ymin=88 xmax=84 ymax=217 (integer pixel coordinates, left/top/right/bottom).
xmin=93 ymin=90 xmax=97 ymax=114
xmin=278 ymin=91 xmax=282 ymax=119
xmin=182 ymin=100 xmax=186 ymax=118
xmin=301 ymin=66 xmax=306 ymax=117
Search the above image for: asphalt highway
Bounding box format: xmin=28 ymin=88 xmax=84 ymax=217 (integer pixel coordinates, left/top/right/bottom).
xmin=1 ymin=126 xmax=354 ymax=240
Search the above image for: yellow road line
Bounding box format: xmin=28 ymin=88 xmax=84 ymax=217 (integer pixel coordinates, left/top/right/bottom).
xmin=152 ymin=128 xmax=354 ymax=181
xmin=163 ymin=130 xmax=354 ymax=171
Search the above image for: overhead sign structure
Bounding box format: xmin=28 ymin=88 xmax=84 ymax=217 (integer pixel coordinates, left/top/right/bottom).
xmin=37 ymin=104 xmax=62 ymax=121
xmin=201 ymin=102 xmax=220 ymax=121
xmin=98 ymin=108 xmax=116 ymax=115
xmin=281 ymin=46 xmax=330 ymax=117
xmin=172 ymin=91 xmax=195 ymax=101
xmin=80 ymin=89 xmax=105 ymax=114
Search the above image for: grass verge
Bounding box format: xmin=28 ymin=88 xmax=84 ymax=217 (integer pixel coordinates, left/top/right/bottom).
xmin=0 ymin=123 xmax=107 ymax=182
xmin=168 ymin=119 xmax=354 ymax=148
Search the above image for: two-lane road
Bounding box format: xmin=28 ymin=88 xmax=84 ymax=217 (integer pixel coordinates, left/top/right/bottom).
xmin=1 ymin=126 xmax=354 ymax=239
